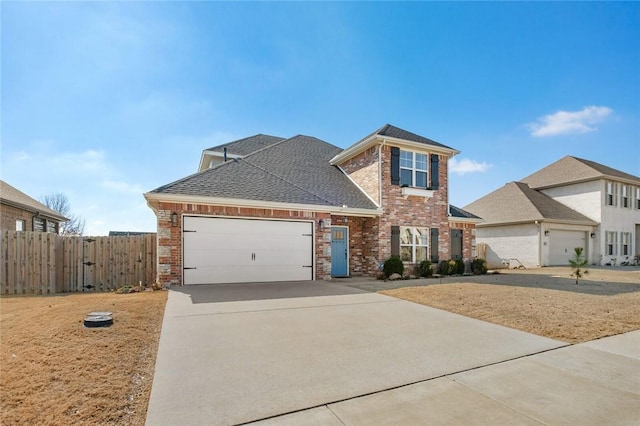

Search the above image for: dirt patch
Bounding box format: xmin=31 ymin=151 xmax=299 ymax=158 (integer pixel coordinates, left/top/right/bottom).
xmin=380 ymin=267 xmax=640 ymax=344
xmin=1 ymin=290 xmax=167 ymax=425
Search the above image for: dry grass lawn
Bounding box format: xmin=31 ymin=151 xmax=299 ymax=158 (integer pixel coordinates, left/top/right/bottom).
xmin=1 ymin=290 xmax=167 ymax=426
xmin=381 ymin=268 xmax=640 ymax=344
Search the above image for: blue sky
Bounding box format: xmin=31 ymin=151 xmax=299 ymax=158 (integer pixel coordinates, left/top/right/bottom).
xmin=2 ymin=2 xmax=639 ymax=236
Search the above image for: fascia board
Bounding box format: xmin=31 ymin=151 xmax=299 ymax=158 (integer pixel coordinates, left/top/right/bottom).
xmin=143 ymin=192 xmax=383 ymax=217
xmin=476 ymin=218 xmax=598 ymax=228
xmin=330 ymin=135 xmax=378 ymax=165
xmin=0 ymin=199 xmax=68 ymax=222
xmin=448 ymin=216 xmax=482 ymax=224
xmin=382 ymin=136 xmax=461 ymax=156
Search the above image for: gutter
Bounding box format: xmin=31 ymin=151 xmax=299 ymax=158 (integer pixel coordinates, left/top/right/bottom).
xmin=143 ymin=192 xmax=383 ymax=218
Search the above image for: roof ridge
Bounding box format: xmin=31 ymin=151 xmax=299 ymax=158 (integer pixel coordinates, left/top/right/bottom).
xmin=240 ymin=136 xmax=292 ymax=160
xmin=206 ymin=133 xmax=285 ymax=152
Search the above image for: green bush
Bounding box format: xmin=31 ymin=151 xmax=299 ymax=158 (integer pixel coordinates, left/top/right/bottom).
xmin=438 ymin=260 xmax=451 ymax=275
xmin=418 ymin=260 xmax=433 ymax=277
xmin=471 ymin=258 xmax=488 ymax=275
xmin=452 ymin=259 xmax=465 ymax=275
xmin=383 ymin=256 xmax=404 ymax=278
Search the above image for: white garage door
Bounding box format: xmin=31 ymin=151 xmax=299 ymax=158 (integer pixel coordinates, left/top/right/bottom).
xmin=549 ymin=230 xmax=586 ymax=266
xmin=183 ymin=216 xmax=314 ymax=285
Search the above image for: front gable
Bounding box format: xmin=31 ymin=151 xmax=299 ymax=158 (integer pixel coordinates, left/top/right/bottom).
xmin=334 ymin=124 xmax=459 ymax=206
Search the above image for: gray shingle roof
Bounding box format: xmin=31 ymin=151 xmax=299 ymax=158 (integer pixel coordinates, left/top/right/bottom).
xmin=463 ymin=182 xmax=596 ymax=226
xmin=151 ymin=135 xmax=379 ymax=210
xmin=206 ymin=134 xmax=285 ymax=157
xmin=0 ymin=180 xmax=68 ymax=221
xmin=372 ymin=124 xmax=455 ymax=150
xmin=449 ymin=205 xmax=480 ymax=220
xmin=521 ymin=156 xmax=640 ymax=189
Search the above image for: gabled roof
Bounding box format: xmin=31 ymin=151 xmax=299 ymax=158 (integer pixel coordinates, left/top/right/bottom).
xmin=148 ymin=135 xmax=380 ymax=212
xmin=375 ymin=124 xmax=455 ymax=151
xmin=521 ymin=156 xmax=640 ymax=189
xmin=0 ymin=180 xmax=68 ymax=222
xmin=331 ymin=123 xmax=459 ymax=165
xmin=463 ymin=181 xmax=596 ymax=226
xmin=205 ymin=134 xmax=285 ymax=156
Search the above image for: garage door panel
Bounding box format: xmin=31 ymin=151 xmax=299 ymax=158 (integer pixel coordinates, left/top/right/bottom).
xmin=183 ymin=217 xmax=313 ymax=285
xmin=549 ymin=230 xmax=586 ymax=266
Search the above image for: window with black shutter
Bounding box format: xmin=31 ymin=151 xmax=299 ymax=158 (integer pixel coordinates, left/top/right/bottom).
xmin=430 ymin=154 xmax=439 ymax=189
xmin=391 ymin=226 xmax=400 ymax=256
xmin=430 ymin=228 xmax=439 ymax=262
xmin=390 ymin=147 xmax=400 ymax=185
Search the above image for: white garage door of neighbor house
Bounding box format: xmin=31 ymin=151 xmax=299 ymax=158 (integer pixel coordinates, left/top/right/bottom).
xmin=182 ymin=216 xmax=314 ymax=285
xmin=549 ymin=230 xmax=586 ymax=266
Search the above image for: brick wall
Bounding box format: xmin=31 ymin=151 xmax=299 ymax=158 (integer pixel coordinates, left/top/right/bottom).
xmin=0 ymin=204 xmax=32 ymax=231
xmin=449 ymin=221 xmax=477 ymax=260
xmin=154 ymin=202 xmax=331 ymax=286
xmin=339 ymin=147 xmax=380 ymax=204
xmin=377 ymin=145 xmax=451 ymax=262
xmin=336 ymin=144 xmax=480 ymax=276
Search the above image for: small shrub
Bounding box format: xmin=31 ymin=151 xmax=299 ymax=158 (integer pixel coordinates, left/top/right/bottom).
xmin=383 ymin=256 xmax=404 ymax=278
xmin=452 ymin=259 xmax=465 ymax=275
xmin=418 ymin=260 xmax=433 ymax=277
xmin=438 ymin=260 xmax=451 ymax=275
xmin=471 ymin=258 xmax=488 ymax=275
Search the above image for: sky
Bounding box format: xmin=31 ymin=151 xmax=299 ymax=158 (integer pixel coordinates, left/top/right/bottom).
xmin=2 ymin=2 xmax=639 ymax=236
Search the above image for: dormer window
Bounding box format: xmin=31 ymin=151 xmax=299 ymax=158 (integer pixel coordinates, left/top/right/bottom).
xmin=400 ymin=151 xmax=428 ymax=188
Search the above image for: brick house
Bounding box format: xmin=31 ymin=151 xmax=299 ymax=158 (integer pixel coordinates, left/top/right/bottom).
xmin=144 ymin=124 xmax=480 ymax=286
xmin=0 ymin=180 xmax=68 ymax=233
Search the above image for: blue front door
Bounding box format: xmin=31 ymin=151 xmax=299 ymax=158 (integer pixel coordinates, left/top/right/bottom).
xmin=331 ymin=227 xmax=348 ymax=277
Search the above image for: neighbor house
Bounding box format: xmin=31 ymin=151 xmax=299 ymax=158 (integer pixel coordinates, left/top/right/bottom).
xmin=464 ymin=156 xmax=640 ymax=268
xmin=0 ymin=180 xmax=68 ymax=233
xmin=144 ymin=124 xmax=481 ymax=286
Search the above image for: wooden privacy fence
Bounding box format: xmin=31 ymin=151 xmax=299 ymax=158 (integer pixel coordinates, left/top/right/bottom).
xmin=1 ymin=231 xmax=157 ymax=295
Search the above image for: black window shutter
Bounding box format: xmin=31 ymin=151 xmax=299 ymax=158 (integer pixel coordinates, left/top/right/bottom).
xmin=430 ymin=228 xmax=439 ymax=263
xmin=391 ymin=226 xmax=400 ymax=257
xmin=391 ymin=147 xmax=400 ymax=185
xmin=430 ymin=154 xmax=439 ymax=189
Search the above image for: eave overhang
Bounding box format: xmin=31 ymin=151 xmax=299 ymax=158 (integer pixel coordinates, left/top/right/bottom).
xmin=475 ymin=218 xmax=598 ymax=228
xmin=144 ymin=192 xmax=383 ymax=218
xmin=0 ymin=199 xmax=68 ymax=222
xmin=330 ymin=135 xmax=460 ymax=166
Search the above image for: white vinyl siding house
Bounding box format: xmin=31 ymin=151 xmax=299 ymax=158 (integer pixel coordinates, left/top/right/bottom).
xmin=465 ymin=156 xmax=640 ymax=268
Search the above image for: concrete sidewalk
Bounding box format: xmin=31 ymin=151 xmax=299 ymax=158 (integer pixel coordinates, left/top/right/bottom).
xmin=146 ymin=281 xmax=577 ymax=426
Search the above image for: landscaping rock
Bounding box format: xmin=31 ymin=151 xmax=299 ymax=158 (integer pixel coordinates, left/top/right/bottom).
xmin=388 ymin=273 xmax=403 ymax=281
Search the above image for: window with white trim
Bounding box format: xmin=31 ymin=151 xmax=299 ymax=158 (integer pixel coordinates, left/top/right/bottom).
xmin=636 ymin=187 xmax=640 ymax=210
xmin=621 ymin=185 xmax=630 ymax=208
xmin=400 ymin=226 xmax=428 ymax=263
xmin=605 ymin=182 xmax=618 ymax=206
xmin=621 ymin=232 xmax=631 ymax=256
xmin=400 ymin=151 xmax=428 ymax=188
xmin=605 ymin=231 xmax=617 ymax=256
xmin=16 ymin=220 xmax=25 ymax=231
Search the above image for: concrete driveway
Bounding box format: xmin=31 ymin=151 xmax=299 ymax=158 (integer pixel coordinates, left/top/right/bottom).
xmin=145 ymin=281 xmax=639 ymax=425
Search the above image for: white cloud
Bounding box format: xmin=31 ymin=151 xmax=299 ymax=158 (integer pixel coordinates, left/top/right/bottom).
xmin=449 ymin=158 xmax=492 ymax=176
xmin=527 ymin=106 xmax=613 ymax=137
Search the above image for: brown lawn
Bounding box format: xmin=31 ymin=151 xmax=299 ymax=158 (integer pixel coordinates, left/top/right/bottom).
xmin=1 ymin=267 xmax=638 ymax=424
xmin=0 ymin=290 xmax=167 ymax=426
xmin=380 ymin=267 xmax=640 ymax=344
